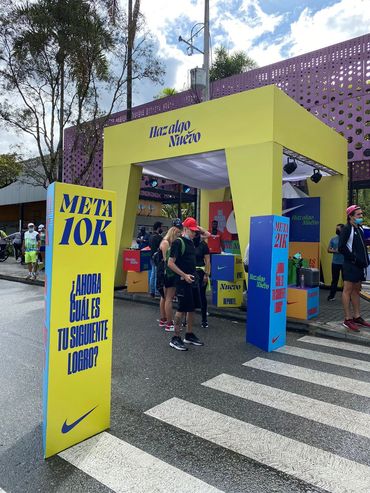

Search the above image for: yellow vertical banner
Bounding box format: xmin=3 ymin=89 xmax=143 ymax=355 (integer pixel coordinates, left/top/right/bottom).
xmin=43 ymin=182 xmax=116 ymax=458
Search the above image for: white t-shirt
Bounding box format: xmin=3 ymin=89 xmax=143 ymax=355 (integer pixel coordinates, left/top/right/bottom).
xmin=24 ymin=231 xmax=40 ymax=252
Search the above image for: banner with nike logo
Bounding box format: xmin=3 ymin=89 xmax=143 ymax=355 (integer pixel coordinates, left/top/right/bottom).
xmin=247 ymin=215 xmax=289 ymax=352
xmin=43 ymin=183 xmax=116 ymax=458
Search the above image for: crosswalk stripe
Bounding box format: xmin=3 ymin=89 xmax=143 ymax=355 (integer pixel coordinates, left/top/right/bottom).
xmin=299 ymin=335 xmax=370 ymax=356
xmin=146 ymin=397 xmax=370 ymax=493
xmin=275 ymin=345 xmax=370 ymax=372
xmin=243 ymin=358 xmax=370 ymax=397
xmin=203 ymin=373 xmax=370 ymax=439
xmin=59 ymin=431 xmax=223 ymax=493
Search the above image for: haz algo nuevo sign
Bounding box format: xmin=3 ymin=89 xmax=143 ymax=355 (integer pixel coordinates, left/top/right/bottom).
xmin=43 ymin=182 xmax=116 ymax=458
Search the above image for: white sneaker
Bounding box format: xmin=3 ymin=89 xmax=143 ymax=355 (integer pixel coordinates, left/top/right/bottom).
xmin=26 ymin=273 xmax=32 ymax=279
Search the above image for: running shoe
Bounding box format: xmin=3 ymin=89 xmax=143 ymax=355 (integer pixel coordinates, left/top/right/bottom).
xmin=26 ymin=273 xmax=32 ymax=279
xmin=342 ymin=319 xmax=360 ymax=332
xmin=184 ymin=332 xmax=204 ymax=346
xmin=327 ymin=296 xmax=336 ymax=302
xmin=164 ymin=321 xmax=174 ymax=332
xmin=201 ymin=321 xmax=209 ymax=328
xmin=169 ymin=336 xmax=188 ymax=351
xmin=159 ymin=318 xmax=167 ymax=327
xmin=353 ymin=317 xmax=370 ymax=328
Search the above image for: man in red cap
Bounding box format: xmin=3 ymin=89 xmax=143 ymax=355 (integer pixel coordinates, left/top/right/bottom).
xmin=338 ymin=205 xmax=370 ymax=331
xmin=167 ymin=217 xmax=209 ymax=351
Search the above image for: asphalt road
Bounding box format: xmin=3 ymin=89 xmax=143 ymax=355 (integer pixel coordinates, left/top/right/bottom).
xmin=1 ymin=279 xmax=370 ymax=493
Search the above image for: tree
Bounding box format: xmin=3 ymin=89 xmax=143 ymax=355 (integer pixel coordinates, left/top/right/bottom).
xmin=154 ymin=87 xmax=178 ymax=99
xmin=0 ymin=153 xmax=22 ymax=188
xmin=209 ymin=45 xmax=257 ymax=82
xmin=0 ymin=0 xmax=164 ymax=188
xmin=162 ymin=202 xmax=195 ymax=219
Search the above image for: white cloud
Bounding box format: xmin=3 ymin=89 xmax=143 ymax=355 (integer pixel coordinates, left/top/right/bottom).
xmin=285 ymin=0 xmax=370 ymax=58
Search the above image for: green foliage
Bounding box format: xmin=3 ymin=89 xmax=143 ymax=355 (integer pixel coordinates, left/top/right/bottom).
xmin=154 ymin=87 xmax=178 ymax=99
xmin=209 ymin=45 xmax=257 ymax=82
xmin=356 ymin=189 xmax=370 ymax=225
xmin=162 ymin=203 xmax=195 ymax=219
xmin=0 ymin=0 xmax=164 ymax=187
xmin=0 ymin=153 xmax=22 ymax=188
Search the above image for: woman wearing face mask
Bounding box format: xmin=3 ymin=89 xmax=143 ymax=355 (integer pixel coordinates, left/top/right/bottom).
xmin=338 ymin=206 xmax=370 ymax=331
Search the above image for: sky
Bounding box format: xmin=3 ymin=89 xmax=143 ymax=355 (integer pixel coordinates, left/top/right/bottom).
xmin=0 ymin=0 xmax=369 ymax=155
xmin=136 ymin=0 xmax=370 ymax=102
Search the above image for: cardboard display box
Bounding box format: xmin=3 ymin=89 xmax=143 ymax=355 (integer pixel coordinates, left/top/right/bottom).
xmin=287 ymin=286 xmax=319 ymax=320
xmin=123 ymin=249 xmax=151 ymax=272
xmin=211 ymin=254 xmax=244 ymax=282
xmin=212 ymin=279 xmax=243 ymax=308
xmin=126 ymin=270 xmax=150 ymax=293
xmin=208 ymin=235 xmax=221 ymax=254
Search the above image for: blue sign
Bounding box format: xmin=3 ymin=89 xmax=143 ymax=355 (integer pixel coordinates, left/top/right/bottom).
xmin=282 ymin=197 xmax=320 ymax=242
xmin=247 ymin=215 xmax=290 ymax=352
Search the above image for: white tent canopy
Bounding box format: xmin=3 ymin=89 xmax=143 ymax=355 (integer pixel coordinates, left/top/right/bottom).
xmin=138 ymin=149 xmax=334 ymax=189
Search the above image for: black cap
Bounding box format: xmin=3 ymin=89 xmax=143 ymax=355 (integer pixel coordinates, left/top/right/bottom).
xmin=172 ymin=218 xmax=183 ymax=229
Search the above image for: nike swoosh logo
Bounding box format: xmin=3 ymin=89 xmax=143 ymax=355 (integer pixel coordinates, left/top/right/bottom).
xmin=61 ymin=406 xmax=97 ymax=434
xmin=282 ymin=205 xmax=304 ymax=215
xmin=287 ymin=301 xmax=298 ymax=305
xmin=217 ymin=266 xmax=226 ymax=270
xmin=272 ymin=335 xmax=280 ymax=344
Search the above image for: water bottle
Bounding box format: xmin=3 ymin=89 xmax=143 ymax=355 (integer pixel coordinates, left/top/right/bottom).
xmin=300 ymin=272 xmax=305 ymax=289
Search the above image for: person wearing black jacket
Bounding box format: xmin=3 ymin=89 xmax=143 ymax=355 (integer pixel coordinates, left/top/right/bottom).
xmin=338 ymin=205 xmax=370 ymax=331
xmin=149 ymin=221 xmax=163 ymax=298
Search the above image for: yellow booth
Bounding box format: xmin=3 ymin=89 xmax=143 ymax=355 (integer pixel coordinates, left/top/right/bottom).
xmin=103 ymin=85 xmax=347 ymax=289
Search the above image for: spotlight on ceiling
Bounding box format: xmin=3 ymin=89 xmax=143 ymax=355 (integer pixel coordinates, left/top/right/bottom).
xmin=149 ymin=178 xmax=158 ymax=188
xmin=283 ymin=157 xmax=297 ymax=175
xmin=183 ymin=185 xmax=191 ymax=193
xmin=310 ymin=169 xmax=322 ymax=183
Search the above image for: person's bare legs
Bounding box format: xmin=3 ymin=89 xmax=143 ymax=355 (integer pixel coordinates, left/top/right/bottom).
xmin=174 ymin=311 xmax=183 ymax=337
xmin=159 ymin=295 xmax=166 ymax=320
xmin=351 ymin=281 xmax=362 ymax=319
xmin=186 ymin=311 xmax=194 ymax=334
xmin=165 ymin=287 xmax=176 ymax=323
xmin=342 ymin=281 xmax=354 ymax=320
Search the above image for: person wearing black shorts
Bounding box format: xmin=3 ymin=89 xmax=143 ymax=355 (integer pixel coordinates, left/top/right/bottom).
xmin=338 ymin=205 xmax=370 ymax=332
xmin=168 ymin=217 xmax=204 ymax=351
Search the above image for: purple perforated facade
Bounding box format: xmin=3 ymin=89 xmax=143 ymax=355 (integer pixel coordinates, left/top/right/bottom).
xmin=64 ymin=33 xmax=370 ymax=189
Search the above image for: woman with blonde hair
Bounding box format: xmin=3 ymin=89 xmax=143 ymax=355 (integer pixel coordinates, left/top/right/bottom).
xmin=157 ymin=224 xmax=182 ymax=331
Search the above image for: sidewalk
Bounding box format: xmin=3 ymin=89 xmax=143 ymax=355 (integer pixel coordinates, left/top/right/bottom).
xmin=2 ymin=257 xmax=370 ymax=345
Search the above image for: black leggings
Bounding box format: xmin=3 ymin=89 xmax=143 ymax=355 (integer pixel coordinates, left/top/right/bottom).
xmin=197 ymin=270 xmax=208 ymax=323
xmin=329 ymin=263 xmax=343 ymax=298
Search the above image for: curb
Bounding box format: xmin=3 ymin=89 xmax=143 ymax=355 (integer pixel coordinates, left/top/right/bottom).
xmin=0 ymin=273 xmax=44 ymax=287
xmin=115 ymin=291 xmax=310 ymax=333
xmin=2 ymin=274 xmax=369 ymax=345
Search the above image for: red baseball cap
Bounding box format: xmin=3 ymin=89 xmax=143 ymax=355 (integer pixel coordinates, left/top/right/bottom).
xmin=182 ymin=217 xmax=200 ymax=231
xmin=346 ymin=205 xmax=361 ymax=216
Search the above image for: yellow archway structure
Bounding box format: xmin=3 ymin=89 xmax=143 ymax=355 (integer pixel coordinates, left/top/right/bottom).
xmin=103 ymin=85 xmax=347 ymax=286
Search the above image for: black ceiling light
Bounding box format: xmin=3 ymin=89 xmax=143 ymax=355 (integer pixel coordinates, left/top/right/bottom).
xmin=283 ymin=157 xmax=297 ymax=175
xmin=310 ymin=169 xmax=322 ymax=183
